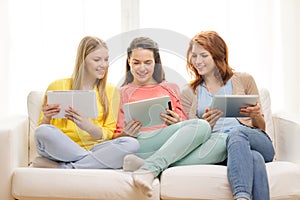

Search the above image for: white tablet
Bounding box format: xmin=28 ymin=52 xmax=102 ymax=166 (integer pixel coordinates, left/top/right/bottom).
xmin=123 ymin=96 xmax=171 ymax=128
xmin=47 ymin=90 xmax=98 ymax=118
xmin=210 ymin=95 xmax=259 ymax=117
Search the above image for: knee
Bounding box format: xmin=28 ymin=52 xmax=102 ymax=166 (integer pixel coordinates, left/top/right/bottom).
xmin=194 ymin=119 xmax=211 ymax=139
xmin=264 ymin=150 xmax=275 ymax=163
xmin=183 ymin=118 xmax=209 ymax=127
xmin=185 ymin=119 xmax=211 ymax=142
xmin=252 ymin=150 xmax=264 ymax=163
xmin=226 ymin=129 xmax=247 ymax=146
xmin=34 ymin=124 xmax=54 ymax=140
xmin=118 ymin=137 xmax=140 ymax=154
xmin=189 ymin=118 xmax=210 ymax=128
xmin=177 ymin=119 xmax=211 ymax=140
xmin=127 ymin=137 xmax=140 ymax=153
xmin=196 ymin=118 xmax=210 ymax=129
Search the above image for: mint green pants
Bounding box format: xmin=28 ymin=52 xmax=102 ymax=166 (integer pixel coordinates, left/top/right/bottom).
xmin=171 ymin=132 xmax=228 ymax=166
xmin=136 ymin=119 xmax=222 ymax=176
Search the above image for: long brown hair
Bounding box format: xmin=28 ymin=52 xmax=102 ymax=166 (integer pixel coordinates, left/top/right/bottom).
xmin=71 ymin=36 xmax=109 ymax=121
xmin=186 ymin=31 xmax=234 ymax=92
xmin=122 ymin=37 xmax=165 ymax=86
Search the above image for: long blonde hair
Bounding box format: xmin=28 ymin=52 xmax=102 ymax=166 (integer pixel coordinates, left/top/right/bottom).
xmin=71 ymin=36 xmax=109 ymax=121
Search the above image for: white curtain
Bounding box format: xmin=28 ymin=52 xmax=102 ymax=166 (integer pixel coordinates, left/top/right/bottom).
xmin=1 ymin=0 xmax=300 ymax=115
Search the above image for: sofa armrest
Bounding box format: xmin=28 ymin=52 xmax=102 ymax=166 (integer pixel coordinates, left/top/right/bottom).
xmin=0 ymin=115 xmax=28 ymax=200
xmin=273 ymin=112 xmax=300 ymax=165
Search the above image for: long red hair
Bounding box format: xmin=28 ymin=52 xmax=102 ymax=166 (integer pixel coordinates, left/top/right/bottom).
xmin=186 ymin=31 xmax=234 ymax=92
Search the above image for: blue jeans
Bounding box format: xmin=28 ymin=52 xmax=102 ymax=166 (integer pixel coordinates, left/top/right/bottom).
xmin=226 ymin=125 xmax=275 ymax=200
xmin=34 ymin=124 xmax=139 ymax=169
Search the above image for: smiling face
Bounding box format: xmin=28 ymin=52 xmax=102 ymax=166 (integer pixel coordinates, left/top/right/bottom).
xmin=190 ymin=43 xmax=217 ymax=78
xmin=128 ymin=48 xmax=157 ymax=86
xmin=84 ymin=47 xmax=109 ymax=82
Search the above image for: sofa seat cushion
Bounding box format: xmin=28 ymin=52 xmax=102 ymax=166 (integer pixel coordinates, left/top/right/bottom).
xmin=160 ymin=161 xmax=300 ymax=200
xmin=12 ymin=167 xmax=160 ymax=200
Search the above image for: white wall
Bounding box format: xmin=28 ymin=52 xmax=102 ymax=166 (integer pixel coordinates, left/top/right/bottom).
xmin=138 ymin=0 xmax=300 ymax=114
xmin=1 ymin=0 xmax=300 ymax=116
xmin=0 ymin=0 xmax=10 ymax=116
xmin=5 ymin=0 xmax=121 ymax=115
xmin=280 ymin=0 xmax=300 ymax=112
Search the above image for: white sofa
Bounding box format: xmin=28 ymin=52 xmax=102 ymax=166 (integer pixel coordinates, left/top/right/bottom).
xmin=1 ymin=89 xmax=300 ymax=200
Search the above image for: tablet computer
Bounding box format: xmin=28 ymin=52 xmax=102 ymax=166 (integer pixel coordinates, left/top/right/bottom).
xmin=47 ymin=90 xmax=98 ymax=118
xmin=210 ymin=95 xmax=258 ymax=117
xmin=123 ymin=96 xmax=171 ymax=128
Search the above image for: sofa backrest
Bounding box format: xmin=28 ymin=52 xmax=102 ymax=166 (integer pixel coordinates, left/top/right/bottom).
xmin=259 ymin=88 xmax=274 ymax=141
xmin=27 ymin=91 xmax=43 ymax=164
xmin=26 ymin=88 xmax=275 ymax=165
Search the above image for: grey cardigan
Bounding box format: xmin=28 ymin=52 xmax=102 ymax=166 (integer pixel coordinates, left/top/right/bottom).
xmin=180 ymin=72 xmax=260 ymax=128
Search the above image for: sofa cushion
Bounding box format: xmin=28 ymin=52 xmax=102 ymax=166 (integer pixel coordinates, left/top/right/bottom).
xmin=161 ymin=165 xmax=231 ymax=200
xmin=12 ymin=167 xmax=160 ymax=200
xmin=160 ymin=162 xmax=300 ymax=200
xmin=27 ymin=91 xmax=43 ymax=164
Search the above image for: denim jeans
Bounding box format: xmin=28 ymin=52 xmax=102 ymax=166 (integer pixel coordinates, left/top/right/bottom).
xmin=34 ymin=124 xmax=139 ymax=169
xmin=226 ymin=125 xmax=275 ymax=200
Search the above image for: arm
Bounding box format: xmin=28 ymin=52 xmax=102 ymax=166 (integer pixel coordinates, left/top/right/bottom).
xmin=114 ymin=83 xmax=187 ymax=138
xmin=240 ymin=103 xmax=266 ymax=131
xmin=113 ymin=87 xmax=142 ymax=139
xmin=39 ymin=95 xmax=60 ymax=124
xmin=180 ymin=84 xmax=198 ymax=119
xmin=38 ymin=79 xmax=67 ymax=125
xmin=161 ymin=82 xmax=187 ymax=125
xmin=114 ymin=88 xmax=128 ymax=138
xmin=235 ymin=72 xmax=266 ymax=130
xmin=71 ymin=84 xmax=121 ymax=140
xmin=243 ymin=74 xmax=265 ymax=130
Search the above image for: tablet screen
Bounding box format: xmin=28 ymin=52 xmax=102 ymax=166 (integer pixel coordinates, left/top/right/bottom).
xmin=47 ymin=90 xmax=98 ymax=118
xmin=123 ymin=96 xmax=171 ymax=127
xmin=210 ymin=95 xmax=258 ymax=117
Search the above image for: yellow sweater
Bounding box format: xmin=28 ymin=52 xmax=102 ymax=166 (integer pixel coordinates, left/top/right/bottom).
xmin=38 ymin=78 xmax=120 ymax=150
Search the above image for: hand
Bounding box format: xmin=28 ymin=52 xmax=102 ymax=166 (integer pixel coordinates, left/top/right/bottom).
xmin=122 ymin=120 xmax=142 ymax=138
xmin=41 ymin=95 xmax=60 ymax=123
xmin=202 ymin=108 xmax=223 ymax=127
xmin=64 ymin=106 xmax=93 ymax=132
xmin=160 ymin=109 xmax=180 ymax=126
xmin=239 ymin=102 xmax=262 ymax=119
